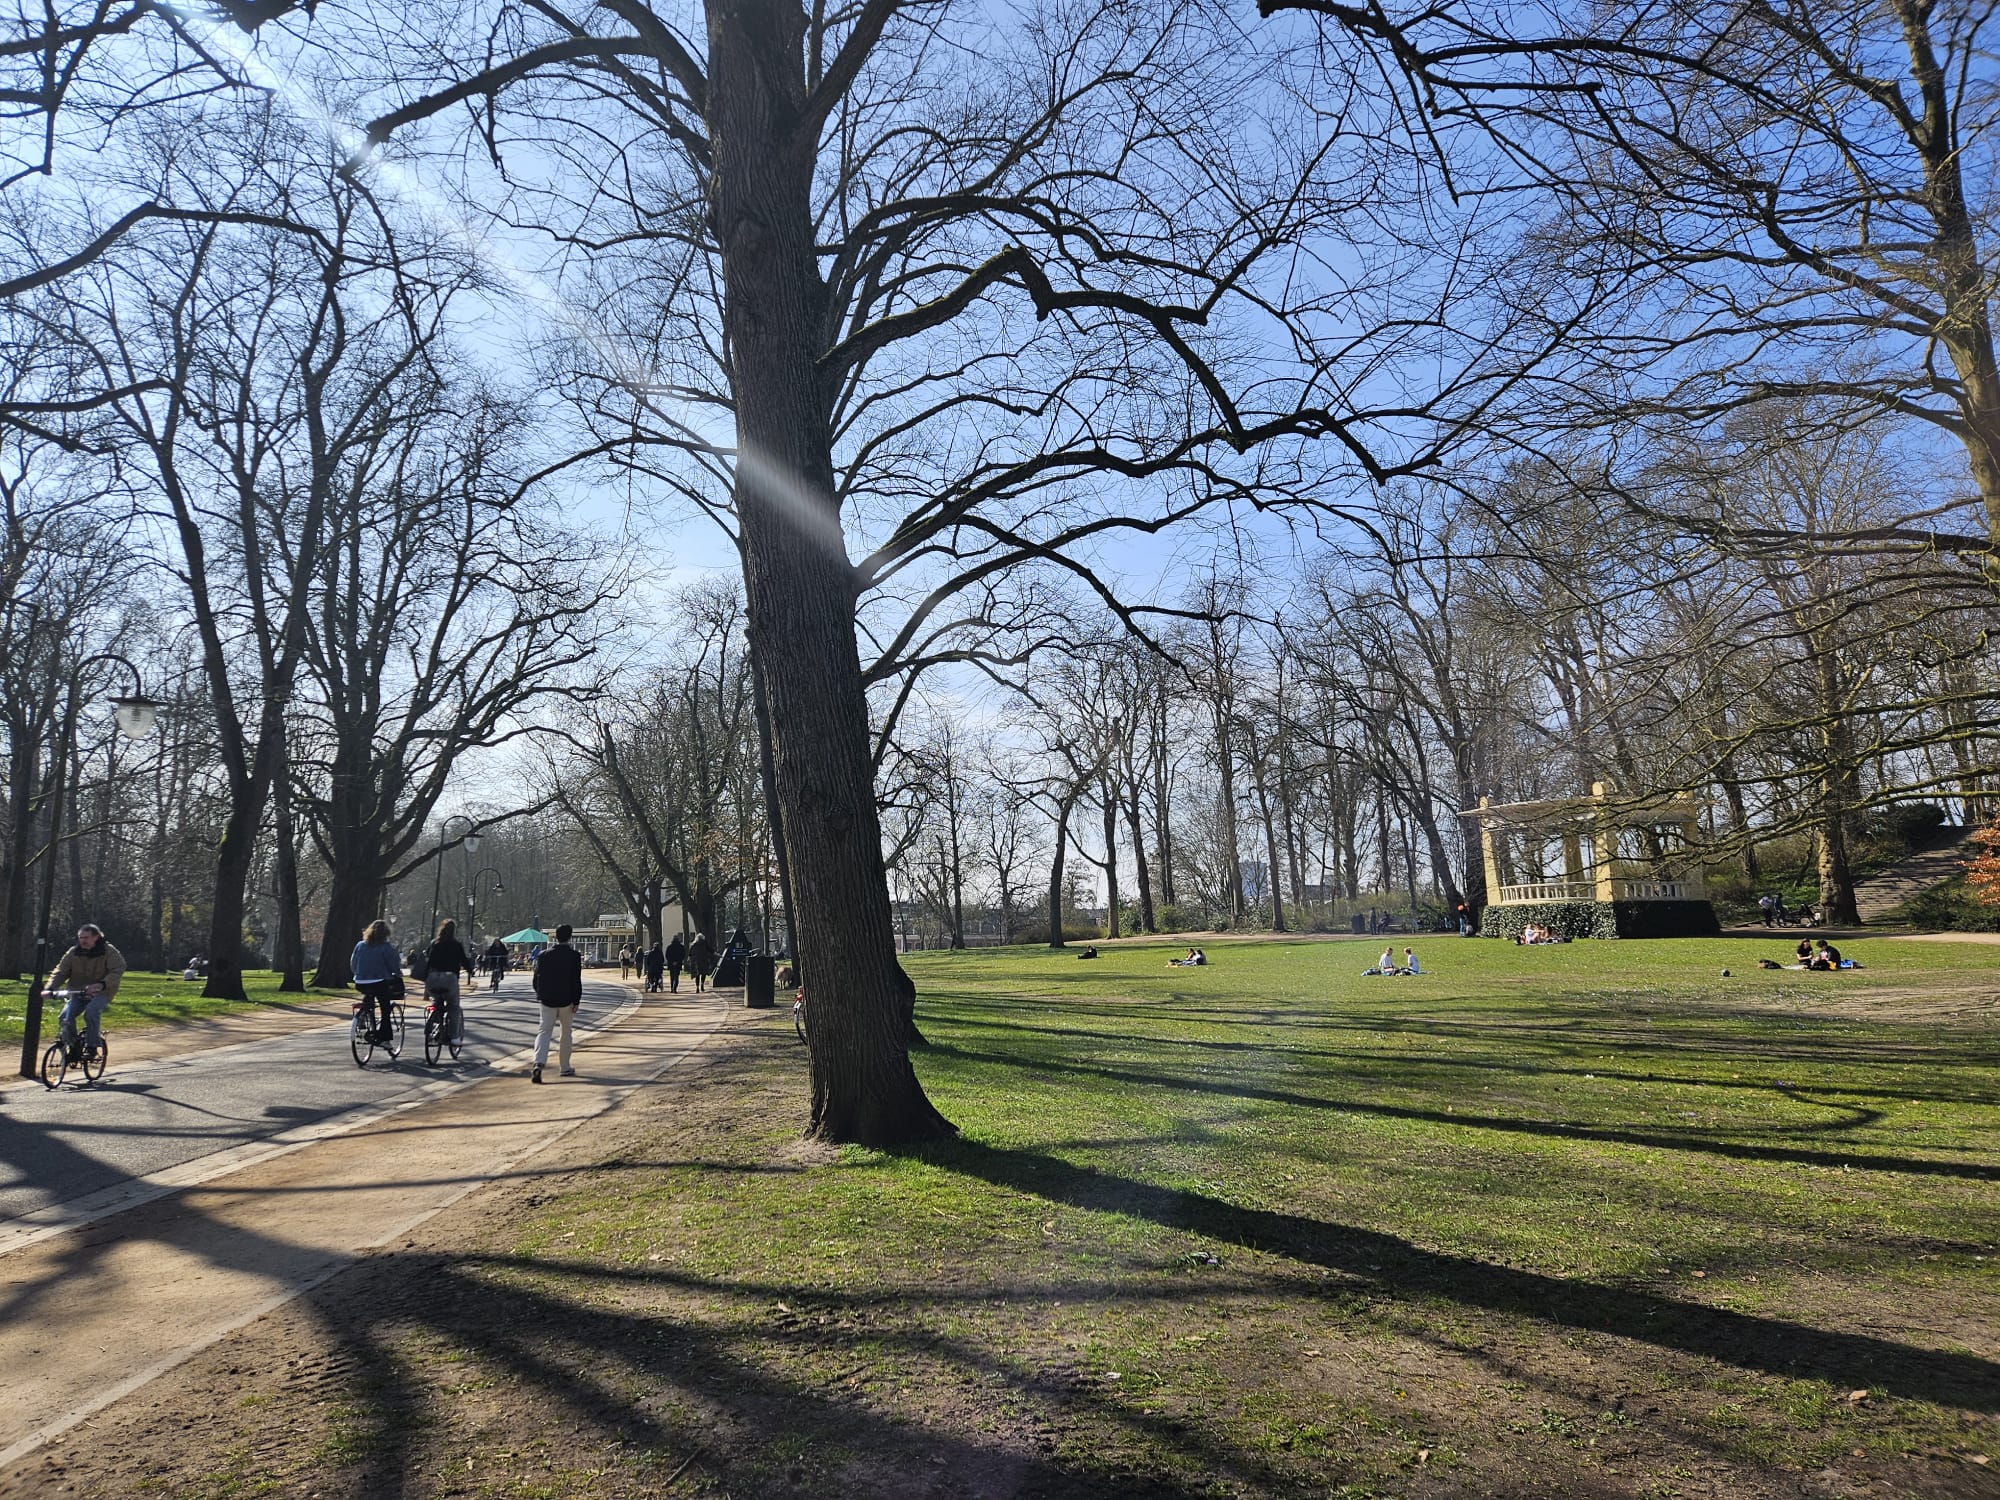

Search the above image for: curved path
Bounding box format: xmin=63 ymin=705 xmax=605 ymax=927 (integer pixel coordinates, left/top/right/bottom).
xmin=0 ymin=973 xmax=728 ymax=1469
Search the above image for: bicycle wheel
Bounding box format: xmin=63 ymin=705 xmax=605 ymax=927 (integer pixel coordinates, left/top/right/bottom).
xmin=385 ymin=1002 xmax=405 ymax=1059
xmin=82 ymin=1037 xmax=107 ymax=1082
xmin=792 ymin=999 xmax=807 ymax=1043
xmin=350 ymin=1008 xmax=374 ymax=1067
xmin=423 ymin=1007 xmax=445 ymax=1066
xmin=447 ymin=1011 xmax=463 ymax=1061
xmin=40 ymin=1038 xmax=69 ymax=1089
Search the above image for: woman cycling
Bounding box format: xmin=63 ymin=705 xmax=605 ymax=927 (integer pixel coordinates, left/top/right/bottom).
xmin=424 ymin=919 xmax=478 ymax=1044
xmin=350 ymin=921 xmax=403 ymax=1042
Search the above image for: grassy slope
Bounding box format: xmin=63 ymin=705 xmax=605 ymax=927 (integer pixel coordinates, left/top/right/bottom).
xmin=124 ymin=934 xmax=2000 ymax=1499
xmin=440 ymin=934 xmax=1998 ymax=1496
xmin=0 ymin=968 xmax=349 ymax=1046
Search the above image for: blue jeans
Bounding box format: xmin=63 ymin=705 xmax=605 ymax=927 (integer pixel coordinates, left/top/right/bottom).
xmin=59 ymin=989 xmax=108 ymax=1051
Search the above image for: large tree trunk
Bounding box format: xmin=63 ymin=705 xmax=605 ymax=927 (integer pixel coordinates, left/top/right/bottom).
xmin=1099 ymin=785 xmax=1121 ymax=938
xmin=1046 ymin=794 xmax=1075 ymax=947
xmin=272 ymin=777 xmax=306 ymax=991
xmin=709 ymin=0 xmax=950 ymax=1145
xmin=312 ymin=872 xmax=383 ymax=989
xmin=1125 ymin=785 xmax=1156 ymax=933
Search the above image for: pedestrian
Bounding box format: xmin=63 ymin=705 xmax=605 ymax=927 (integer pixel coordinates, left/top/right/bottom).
xmin=1454 ymin=901 xmax=1471 ymax=936
xmin=1772 ymin=893 xmax=1786 ymax=925
xmin=664 ymin=932 xmax=687 ymax=992
xmin=687 ymin=930 xmax=715 ymax=993
xmin=618 ymin=943 xmax=632 ymax=979
xmin=531 ymin=923 xmax=583 ymax=1083
xmin=49 ymin=922 xmax=126 ymax=1059
xmin=644 ymin=940 xmax=665 ymax=993
xmin=1757 ymin=893 xmax=1774 ymax=927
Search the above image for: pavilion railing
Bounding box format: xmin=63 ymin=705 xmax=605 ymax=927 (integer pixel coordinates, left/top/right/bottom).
xmin=1494 ymin=880 xmax=1597 ymax=904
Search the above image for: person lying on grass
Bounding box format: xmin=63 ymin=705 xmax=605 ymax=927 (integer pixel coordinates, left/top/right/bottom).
xmin=1166 ymin=947 xmax=1206 ymax=967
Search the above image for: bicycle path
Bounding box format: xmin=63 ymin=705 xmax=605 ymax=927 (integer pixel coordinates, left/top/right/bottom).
xmin=0 ymin=974 xmax=730 ymax=1469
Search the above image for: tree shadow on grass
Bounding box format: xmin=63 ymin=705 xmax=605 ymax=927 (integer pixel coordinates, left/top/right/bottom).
xmin=288 ymin=1249 xmax=1289 ymax=1500
xmin=937 ymin=1009 xmax=2000 ymax=1111
xmin=921 ymin=1041 xmax=2000 ymax=1183
xmin=904 ymin=1135 xmax=2000 ymax=1415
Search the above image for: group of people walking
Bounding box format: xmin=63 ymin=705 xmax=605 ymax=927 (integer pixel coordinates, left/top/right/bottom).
xmin=620 ymin=932 xmax=716 ymax=994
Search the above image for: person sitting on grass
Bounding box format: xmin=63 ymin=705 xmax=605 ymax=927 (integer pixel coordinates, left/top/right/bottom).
xmin=1809 ymin=938 xmax=1845 ymax=971
xmin=1167 ymin=947 xmax=1206 ymax=967
xmin=1404 ymin=947 xmax=1421 ymax=974
xmin=1795 ymin=936 xmax=1814 ymax=964
xmin=1078 ymin=945 xmax=1099 ymax=959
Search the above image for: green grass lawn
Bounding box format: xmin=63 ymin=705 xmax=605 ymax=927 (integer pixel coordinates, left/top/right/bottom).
xmin=0 ymin=966 xmax=348 ymax=1046
xmin=144 ymin=933 xmax=2000 ymax=1498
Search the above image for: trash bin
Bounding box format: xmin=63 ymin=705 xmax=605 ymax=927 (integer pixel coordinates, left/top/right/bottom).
xmin=1349 ymin=913 xmax=1365 ymax=934
xmin=745 ymin=954 xmax=775 ymax=1009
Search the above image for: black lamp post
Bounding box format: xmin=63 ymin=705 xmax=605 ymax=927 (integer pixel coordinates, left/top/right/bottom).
xmin=18 ymin=655 xmax=158 ymax=1078
xmin=426 ymin=814 xmax=479 ymax=938
xmin=465 ymin=866 xmax=504 ymax=939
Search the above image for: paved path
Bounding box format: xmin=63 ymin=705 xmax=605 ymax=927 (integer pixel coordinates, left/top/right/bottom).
xmin=0 ymin=974 xmax=728 ymax=1468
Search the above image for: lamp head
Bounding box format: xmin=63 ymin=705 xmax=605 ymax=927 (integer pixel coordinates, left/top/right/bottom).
xmin=462 ymin=830 xmax=481 ymax=853
xmin=112 ymin=696 xmax=159 ymax=739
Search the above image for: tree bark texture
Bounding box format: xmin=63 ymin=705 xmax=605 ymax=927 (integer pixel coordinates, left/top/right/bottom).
xmin=708 ymin=0 xmax=950 ymax=1144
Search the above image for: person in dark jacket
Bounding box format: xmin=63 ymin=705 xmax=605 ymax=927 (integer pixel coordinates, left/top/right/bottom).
xmin=531 ymin=923 xmax=584 ymax=1083
xmin=686 ymin=931 xmax=715 ymax=993
xmin=424 ymin=919 xmax=478 ymax=1045
xmin=643 ymin=941 xmax=665 ymax=993
xmin=664 ymin=933 xmax=687 ymax=993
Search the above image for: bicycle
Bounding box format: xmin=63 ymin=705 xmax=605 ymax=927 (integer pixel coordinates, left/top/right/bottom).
xmin=792 ymin=990 xmax=808 ymax=1043
xmin=423 ymin=982 xmax=464 ymax=1066
xmin=39 ymin=988 xmax=107 ymax=1088
xmin=350 ymin=991 xmax=405 ymax=1066
xmin=487 ymin=962 xmax=504 ymax=993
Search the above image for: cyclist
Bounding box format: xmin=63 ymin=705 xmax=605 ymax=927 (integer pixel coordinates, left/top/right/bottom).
xmin=424 ymin=918 xmax=478 ymax=1045
xmin=350 ymin=920 xmax=404 ymax=1041
xmin=484 ymin=936 xmax=508 ymax=991
xmin=49 ymin=922 xmax=125 ymax=1060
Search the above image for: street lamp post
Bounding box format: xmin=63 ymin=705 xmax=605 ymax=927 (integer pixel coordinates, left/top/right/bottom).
xmin=465 ymin=866 xmax=504 ymax=940
xmin=427 ymin=814 xmax=480 ymax=939
xmin=18 ymin=655 xmax=158 ymax=1078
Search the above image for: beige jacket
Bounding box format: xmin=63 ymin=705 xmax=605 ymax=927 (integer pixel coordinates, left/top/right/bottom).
xmin=51 ymin=940 xmax=126 ymax=999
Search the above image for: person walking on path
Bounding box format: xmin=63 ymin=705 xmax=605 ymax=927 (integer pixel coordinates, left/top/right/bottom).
xmin=350 ymin=921 xmax=403 ymax=1043
xmin=50 ymin=923 xmax=126 ymax=1058
xmin=531 ymin=923 xmax=584 ymax=1083
xmin=664 ymin=932 xmax=687 ymax=993
xmin=644 ymin=941 xmax=665 ymax=993
xmin=687 ymin=931 xmax=715 ymax=993
xmin=618 ymin=944 xmax=633 ymax=979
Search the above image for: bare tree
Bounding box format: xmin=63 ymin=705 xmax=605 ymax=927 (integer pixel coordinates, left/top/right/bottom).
xmin=353 ymin=0 xmax=1523 ymax=1141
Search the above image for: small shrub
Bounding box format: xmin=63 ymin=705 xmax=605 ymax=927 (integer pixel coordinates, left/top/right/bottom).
xmin=1897 ymin=875 xmax=2000 ymax=933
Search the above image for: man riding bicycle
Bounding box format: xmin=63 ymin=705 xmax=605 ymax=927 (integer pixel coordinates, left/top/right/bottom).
xmin=49 ymin=923 xmax=124 ymax=1060
xmin=483 ymin=937 xmax=508 ymax=990
xmin=422 ymin=919 xmax=479 ymax=1045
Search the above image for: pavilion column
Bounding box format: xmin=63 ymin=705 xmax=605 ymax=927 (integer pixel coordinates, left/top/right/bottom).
xmin=1478 ymin=798 xmax=1503 ymax=904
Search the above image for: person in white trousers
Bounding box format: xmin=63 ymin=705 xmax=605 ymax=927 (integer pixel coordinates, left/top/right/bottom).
xmin=531 ymin=923 xmax=583 ymax=1083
